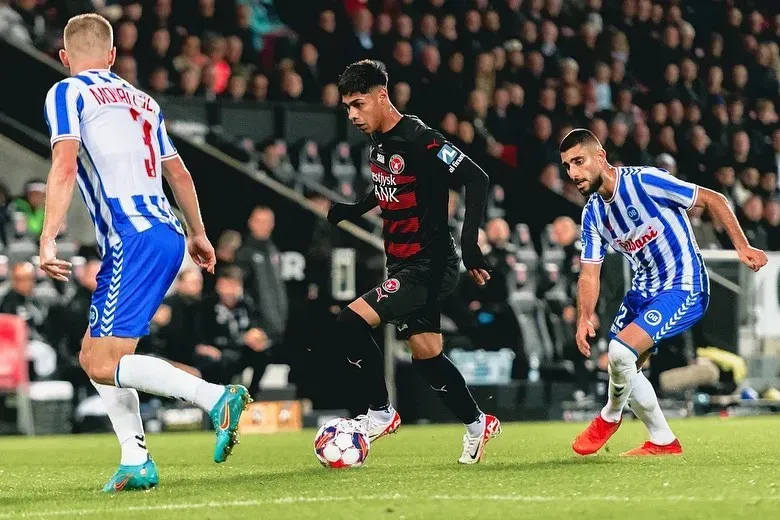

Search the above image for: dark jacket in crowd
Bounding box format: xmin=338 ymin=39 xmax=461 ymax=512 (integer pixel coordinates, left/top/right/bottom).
xmin=235 ymin=236 xmax=289 ymax=346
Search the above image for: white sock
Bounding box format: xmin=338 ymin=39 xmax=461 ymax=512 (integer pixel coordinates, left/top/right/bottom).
xmin=629 ymin=370 xmax=676 ymax=445
xmin=600 ymin=340 xmax=637 ymax=423
xmin=91 ymin=380 xmax=148 ymax=466
xmin=368 ymin=405 xmax=395 ymax=423
xmin=116 ymin=355 xmax=225 ymax=412
xmin=465 ymin=412 xmax=485 ymax=437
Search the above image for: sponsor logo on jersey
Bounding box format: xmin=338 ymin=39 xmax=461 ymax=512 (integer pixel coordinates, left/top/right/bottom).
xmin=375 ymin=287 xmax=388 ymax=302
xmin=377 ymin=153 xmax=385 ymax=164
xmin=389 ymin=154 xmax=405 ymax=174
xmin=616 ymin=218 xmax=664 ymax=254
xmin=89 ymin=305 xmax=98 ymax=328
xmin=437 ymin=144 xmax=458 ymax=164
xmin=372 ymin=170 xmax=397 ymax=186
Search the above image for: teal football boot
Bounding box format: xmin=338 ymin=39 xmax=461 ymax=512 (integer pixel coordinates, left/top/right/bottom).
xmin=209 ymin=384 xmax=252 ymax=463
xmin=102 ymin=455 xmax=159 ymax=492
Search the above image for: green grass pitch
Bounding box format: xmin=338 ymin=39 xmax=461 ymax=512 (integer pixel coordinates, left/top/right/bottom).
xmin=1 ymin=417 xmax=778 ymax=519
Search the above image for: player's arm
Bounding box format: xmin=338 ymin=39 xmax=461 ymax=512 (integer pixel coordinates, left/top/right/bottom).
xmin=642 ymin=168 xmax=768 ymax=272
xmin=162 ymin=156 xmax=216 ymax=273
xmin=40 ymin=80 xmax=83 ymax=281
xmin=576 ymin=205 xmax=607 ymax=356
xmin=692 ymin=187 xmax=768 ymax=272
xmin=327 ymin=189 xmax=378 ymax=225
xmin=40 ymin=141 xmax=79 ymax=281
xmin=576 ymin=262 xmax=601 ymax=357
xmin=419 ymin=130 xmax=491 ymax=285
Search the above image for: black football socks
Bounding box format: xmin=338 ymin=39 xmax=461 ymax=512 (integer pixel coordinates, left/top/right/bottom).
xmin=412 ymin=352 xmax=481 ymax=424
xmin=336 ymin=307 xmax=390 ymax=409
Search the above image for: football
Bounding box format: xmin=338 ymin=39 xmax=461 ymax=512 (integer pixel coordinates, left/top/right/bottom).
xmin=313 ymin=418 xmax=370 ymax=468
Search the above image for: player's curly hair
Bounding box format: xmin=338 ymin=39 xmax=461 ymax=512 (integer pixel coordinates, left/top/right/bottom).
xmin=338 ymin=60 xmax=388 ymax=96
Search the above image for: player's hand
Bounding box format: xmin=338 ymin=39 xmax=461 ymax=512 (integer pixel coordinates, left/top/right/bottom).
xmin=575 ymin=319 xmax=597 ymax=357
xmin=188 ymin=234 xmax=216 ymax=274
xmin=39 ymin=237 xmax=72 ymax=282
xmin=326 ymin=202 xmax=355 ymax=226
xmin=468 ymin=268 xmax=491 ymax=286
xmin=462 ymin=245 xmax=492 ymax=286
xmin=738 ymin=246 xmax=768 ymax=272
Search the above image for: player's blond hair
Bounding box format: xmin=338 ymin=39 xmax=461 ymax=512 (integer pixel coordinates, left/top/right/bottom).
xmin=64 ymin=13 xmax=113 ymax=56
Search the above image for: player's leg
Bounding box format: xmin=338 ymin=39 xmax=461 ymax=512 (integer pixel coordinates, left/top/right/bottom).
xmin=620 ymin=291 xmax=708 ymax=456
xmin=573 ymin=293 xmax=649 ymax=455
xmin=79 ymin=334 xmax=157 ymax=492
xmin=88 ymin=227 xmax=250 ymax=468
xmin=336 ymin=297 xmax=401 ymax=440
xmin=406 ymin=331 xmax=501 ymax=464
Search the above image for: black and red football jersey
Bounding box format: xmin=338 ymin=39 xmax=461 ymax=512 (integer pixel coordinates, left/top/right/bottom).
xmin=367 ymin=115 xmax=466 ymax=265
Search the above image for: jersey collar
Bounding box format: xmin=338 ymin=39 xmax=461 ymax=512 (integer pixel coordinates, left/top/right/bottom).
xmin=602 ymin=167 xmax=621 ymax=204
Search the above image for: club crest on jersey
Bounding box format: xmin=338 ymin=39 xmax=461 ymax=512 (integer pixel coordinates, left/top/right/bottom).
xmin=616 ymin=218 xmax=664 ymax=254
xmin=644 ymin=310 xmax=662 ymax=326
xmin=389 ymin=154 xmax=405 ymax=174
xmin=626 ymin=205 xmax=641 ymax=223
xmin=382 ymin=278 xmax=400 ymax=293
xmin=89 ymin=305 xmax=98 ymax=328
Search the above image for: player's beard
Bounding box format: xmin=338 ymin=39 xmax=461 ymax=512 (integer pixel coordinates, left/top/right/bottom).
xmin=578 ymin=174 xmax=603 ymax=196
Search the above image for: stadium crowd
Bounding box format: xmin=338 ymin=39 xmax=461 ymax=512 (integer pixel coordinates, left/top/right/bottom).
xmin=0 ymin=0 xmax=778 ymax=412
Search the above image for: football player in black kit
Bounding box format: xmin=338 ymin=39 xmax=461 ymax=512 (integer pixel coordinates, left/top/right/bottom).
xmin=327 ymin=60 xmax=501 ymax=464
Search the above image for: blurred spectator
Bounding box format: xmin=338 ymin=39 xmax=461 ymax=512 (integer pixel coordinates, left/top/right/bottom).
xmin=235 ymin=206 xmax=288 ymax=356
xmin=348 ymin=7 xmax=373 ymax=62
xmin=147 ymin=66 xmax=170 ymax=94
xmin=199 ymin=265 xmax=270 ymax=393
xmin=392 ymin=82 xmax=411 ymax=113
xmin=173 ymin=34 xmax=207 ymax=74
xmin=321 ymin=83 xmax=339 ymax=108
xmin=296 ymin=42 xmax=322 ymax=103
xmin=225 ymin=73 xmax=248 ymax=101
xmin=740 ymin=195 xmax=769 ymax=250
xmin=764 ymin=199 xmax=780 ymax=251
xmin=0 ymin=0 xmax=32 ymax=45
xmin=10 ymin=179 xmax=45 ymax=239
xmin=115 ymin=55 xmax=139 ymax=86
xmin=173 ymin=66 xmax=201 ymax=97
xmin=249 ymin=72 xmax=269 ymax=102
xmin=0 ymin=262 xmax=55 ymax=380
xmin=0 ymin=181 xmax=10 ymax=246
xmin=11 ymin=0 xmax=45 ymax=48
xmin=115 ymin=18 xmax=138 ymax=57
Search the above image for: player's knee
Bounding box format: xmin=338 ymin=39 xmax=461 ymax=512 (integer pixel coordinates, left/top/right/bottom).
xmin=608 ymin=339 xmax=638 ymax=382
xmin=337 ymin=306 xmax=371 ymax=330
xmin=83 ymin=350 xmax=120 ymax=385
xmin=78 ymin=348 xmax=90 ymax=374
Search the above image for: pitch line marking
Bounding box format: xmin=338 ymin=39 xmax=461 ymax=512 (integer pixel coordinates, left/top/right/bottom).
xmin=3 ymin=494 xmax=779 ymax=518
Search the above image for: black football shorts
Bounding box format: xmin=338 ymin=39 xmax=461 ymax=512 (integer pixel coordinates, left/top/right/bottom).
xmin=362 ymin=253 xmax=460 ymax=340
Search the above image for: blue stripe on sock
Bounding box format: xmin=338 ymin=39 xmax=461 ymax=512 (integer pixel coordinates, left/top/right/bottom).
xmin=115 ymin=361 xmax=122 ymax=388
xmin=613 ymin=338 xmax=639 ymax=358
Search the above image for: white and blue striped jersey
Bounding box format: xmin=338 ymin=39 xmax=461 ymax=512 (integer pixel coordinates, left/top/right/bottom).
xmin=580 ymin=166 xmax=709 ymax=297
xmin=43 ymin=69 xmax=184 ymax=256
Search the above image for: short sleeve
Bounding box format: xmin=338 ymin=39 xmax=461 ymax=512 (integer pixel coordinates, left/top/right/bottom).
xmin=641 ymin=168 xmax=699 ymax=210
xmin=157 ymin=112 xmax=178 ymax=161
xmin=43 ymin=80 xmax=83 ymax=147
xmin=580 ymin=204 xmax=606 ymax=264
